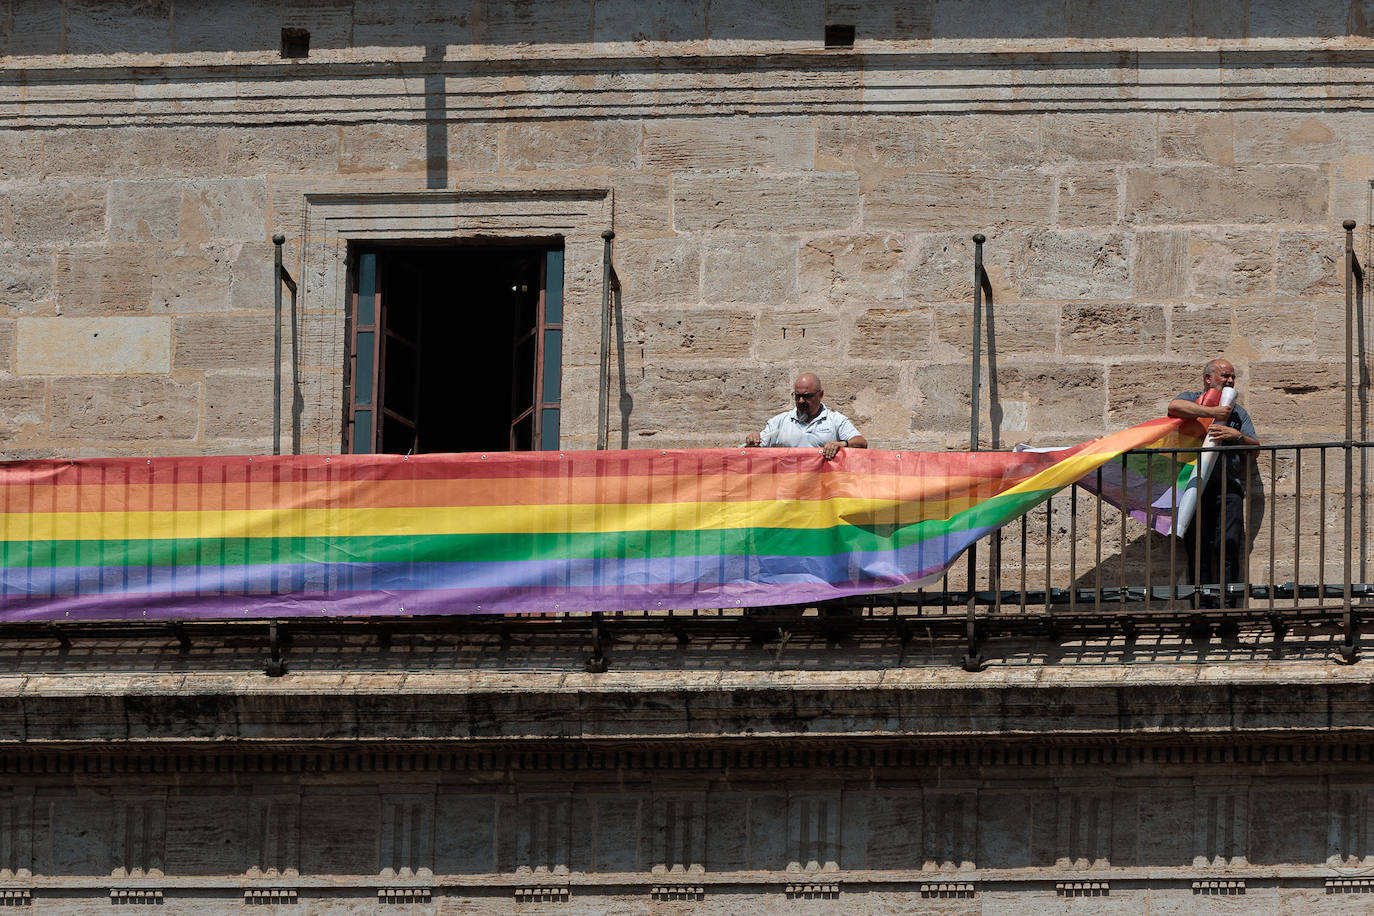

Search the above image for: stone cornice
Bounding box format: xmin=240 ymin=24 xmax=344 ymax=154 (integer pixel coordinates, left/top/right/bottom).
xmin=6 ymin=48 xmax=1374 ymax=128
xmin=2 ymin=666 xmax=1373 ymax=748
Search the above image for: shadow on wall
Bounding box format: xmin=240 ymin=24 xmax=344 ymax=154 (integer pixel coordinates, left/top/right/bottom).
xmin=1068 ymin=477 xmax=1271 ymax=593
xmin=5 ymin=0 xmax=1372 ymax=57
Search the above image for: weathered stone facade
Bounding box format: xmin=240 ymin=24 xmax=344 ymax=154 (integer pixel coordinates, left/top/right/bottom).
xmin=3 ymin=1 xmax=1371 ymax=458
xmin=3 ymin=1 xmax=1374 ymax=911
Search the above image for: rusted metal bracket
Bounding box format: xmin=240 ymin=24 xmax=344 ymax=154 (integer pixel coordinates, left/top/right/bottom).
xmin=585 ymin=611 xmax=608 ymax=672
xmin=265 ymin=619 xmax=287 ymax=677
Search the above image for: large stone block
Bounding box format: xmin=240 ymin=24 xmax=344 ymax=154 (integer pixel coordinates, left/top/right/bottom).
xmin=1056 ymin=169 xmax=1121 ymax=226
xmin=818 ymin=116 xmax=1042 ymax=172
xmin=1247 ymin=361 xmax=1346 ymax=438
xmin=1066 ymin=0 xmax=1191 ymax=38
xmin=906 ymin=363 xmax=978 ymax=438
xmin=1158 ymin=113 xmax=1236 ymax=166
xmin=152 ymin=243 xmax=245 ymax=313
xmin=64 ymin=0 xmax=171 ymax=55
xmin=1 ymin=245 xmax=55 ymax=313
xmin=108 ymin=180 xmax=184 ymax=243
xmin=351 ymin=0 xmax=471 ymax=44
xmin=1106 ymin=360 xmax=1203 ymax=424
xmin=613 ymin=237 xmax=701 ymax=305
xmin=931 ymin=0 xmax=1065 ymax=41
xmin=1125 ymin=165 xmax=1328 ymax=224
xmin=863 ymin=171 xmax=1051 ymax=231
xmin=993 ymin=363 xmax=1111 ymax=436
xmin=227 ymin=241 xmax=280 ymax=312
xmin=1062 ymin=303 xmax=1166 ymax=355
xmin=1233 ymin=301 xmax=1345 ymax=360
xmin=0 ymin=375 xmax=48 ymax=444
xmin=590 ymin=0 xmax=707 ymax=50
xmin=643 ymin=117 xmax=813 ymax=171
xmin=629 ymin=308 xmax=756 ymax=360
xmin=49 ymin=376 xmax=199 ymax=442
xmin=173 ymin=314 xmax=276 ymax=371
xmin=338 ymin=123 xmax=428 ymax=175
xmin=54 ymin=246 xmax=156 ymax=315
xmin=1133 ymin=229 xmax=1190 ymax=299
xmin=40 ymin=128 xmax=222 ymax=180
xmin=1018 ymin=230 xmax=1131 ymax=300
xmin=178 ymin=180 xmax=269 ymax=242
xmin=17 ymin=316 xmax=172 ymax=375
xmin=6 ymin=0 xmax=64 ymax=56
xmin=217 ymin=125 xmax=342 ymax=178
xmin=474 ymin=0 xmax=594 ymax=47
xmin=5 ymin=183 xmax=107 ymax=244
xmin=754 ymin=307 xmax=851 ymax=364
xmin=675 ymin=173 xmax=860 ymax=233
xmin=1255 ymin=0 xmax=1364 ymax=36
xmin=1274 ymin=229 xmax=1344 ymax=298
xmin=705 ymin=0 xmax=822 ymax=49
xmin=1188 ymin=228 xmax=1275 ymax=299
xmin=608 ymin=174 xmax=674 ymax=236
xmin=932 ymin=302 xmax=1060 ymax=362
xmin=1232 ymin=112 xmax=1361 ymax=165
xmin=502 ymin=119 xmax=642 ymax=171
xmin=907 ymin=230 xmax=1017 ymax=305
xmin=622 ymin=366 xmax=772 ymax=447
xmin=1041 ymin=112 xmax=1156 ymax=163
xmin=823 ymin=0 xmax=936 ymax=44
xmin=446 ymin=122 xmax=501 ymax=175
xmin=0 ymin=129 xmax=43 ymax=181
xmin=848 ymin=307 xmax=935 ymax=362
xmin=798 ymin=233 xmax=906 ymax=304
xmin=202 ymin=371 xmax=274 ymax=444
xmin=700 ymin=235 xmax=798 ymax=303
xmin=1168 ymin=303 xmax=1235 ymax=362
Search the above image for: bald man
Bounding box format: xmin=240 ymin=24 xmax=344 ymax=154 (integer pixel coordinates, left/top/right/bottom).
xmin=1167 ymin=357 xmax=1260 ymax=606
xmin=745 ymin=372 xmax=868 ymax=460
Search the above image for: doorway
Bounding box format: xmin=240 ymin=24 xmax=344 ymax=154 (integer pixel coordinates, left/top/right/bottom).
xmin=346 ymin=243 xmax=564 ymax=454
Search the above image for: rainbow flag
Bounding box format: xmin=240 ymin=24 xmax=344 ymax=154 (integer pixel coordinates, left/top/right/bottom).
xmin=0 ymin=417 xmax=1203 ymax=622
xmin=1031 ymin=419 xmax=1209 ymax=536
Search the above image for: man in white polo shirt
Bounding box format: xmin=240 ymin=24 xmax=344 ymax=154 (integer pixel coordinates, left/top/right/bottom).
xmin=744 ymin=372 xmax=868 ymax=460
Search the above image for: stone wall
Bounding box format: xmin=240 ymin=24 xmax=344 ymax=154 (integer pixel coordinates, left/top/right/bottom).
xmin=1 ymin=0 xmax=1370 ymax=458
xmin=3 ymin=3 xmax=1374 ymax=911
xmin=1 ymin=633 xmax=1374 ymax=914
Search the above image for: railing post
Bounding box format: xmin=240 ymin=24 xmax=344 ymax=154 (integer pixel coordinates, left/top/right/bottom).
xmin=273 ymin=234 xmax=285 ymax=456
xmin=1341 ymin=220 xmax=1358 ymax=662
xmin=963 ymin=234 xmax=987 ymax=672
xmin=597 ymin=230 xmax=615 ymax=452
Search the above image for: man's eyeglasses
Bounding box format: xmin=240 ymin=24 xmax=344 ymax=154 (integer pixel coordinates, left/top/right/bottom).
xmin=792 ymin=391 xmax=819 ymax=400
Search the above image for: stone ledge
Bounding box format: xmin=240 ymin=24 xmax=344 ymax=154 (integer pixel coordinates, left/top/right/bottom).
xmin=1 ymin=672 xmax=1374 ymax=746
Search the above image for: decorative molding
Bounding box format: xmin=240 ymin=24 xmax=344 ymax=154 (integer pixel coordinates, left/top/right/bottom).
xmin=784 ymin=882 xmax=839 ymax=900
xmin=1327 ymin=878 xmax=1374 ymax=893
xmin=0 ymin=889 xmax=31 ymax=906
xmin=514 ymin=886 xmax=567 ymax=903
xmin=244 ymin=888 xmax=298 ymax=905
xmin=920 ymin=882 xmax=975 ymax=898
xmin=377 ymin=887 xmax=430 ymax=904
xmin=6 ymin=742 xmax=1374 ymax=777
xmin=7 ymin=50 xmax=1374 ymax=129
xmin=1193 ymin=879 xmax=1245 ymax=895
xmin=651 ymin=885 xmax=703 ymax=901
xmin=289 ymin=183 xmax=611 ymax=454
xmin=1056 ymin=881 xmax=1109 ymax=897
xmin=108 ymin=888 xmax=162 ymax=905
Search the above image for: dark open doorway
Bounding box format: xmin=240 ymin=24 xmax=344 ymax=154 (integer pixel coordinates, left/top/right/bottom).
xmin=346 ymin=243 xmax=564 ymax=454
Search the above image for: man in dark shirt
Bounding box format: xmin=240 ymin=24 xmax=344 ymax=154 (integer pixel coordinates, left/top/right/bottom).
xmin=1167 ymin=358 xmax=1260 ymax=607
